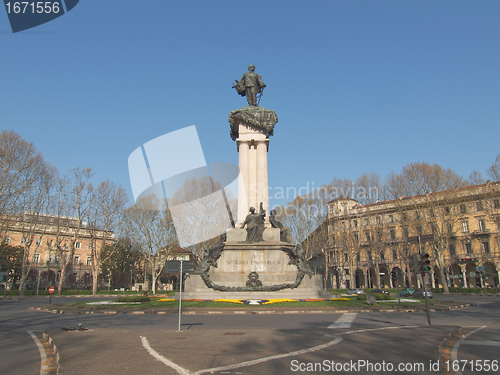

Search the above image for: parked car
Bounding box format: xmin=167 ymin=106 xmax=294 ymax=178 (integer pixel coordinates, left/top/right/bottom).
xmin=399 ymin=287 xmax=415 ymax=297
xmin=413 ymin=288 xmax=433 ymax=299
xmin=369 ymin=289 xmax=390 ymax=295
xmin=345 ymin=288 xmax=364 ymax=295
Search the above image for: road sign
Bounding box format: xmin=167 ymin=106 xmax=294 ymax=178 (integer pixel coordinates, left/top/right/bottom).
xmin=165 ymin=260 xmax=197 ymax=273
xmin=49 ymin=287 xmax=54 ymax=294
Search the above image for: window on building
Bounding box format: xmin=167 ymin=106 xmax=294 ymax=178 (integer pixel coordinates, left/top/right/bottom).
xmin=478 ymin=219 xmax=486 ymax=232
xmin=365 ymin=218 xmax=370 ymax=226
xmin=353 ymin=220 xmax=358 ymax=228
xmin=353 ymin=232 xmax=358 ymax=243
xmin=449 ymin=244 xmax=456 ymax=256
xmin=74 ymin=256 xmax=80 ymax=265
xmin=460 ymin=204 xmax=466 ymax=214
xmin=461 ymin=220 xmax=469 ymax=233
xmin=35 ymin=237 xmax=42 ymax=245
xmin=482 ymin=241 xmax=490 ymax=253
xmin=75 ymin=242 xmax=81 ymax=249
xmin=429 ymin=209 xmax=435 ymax=218
xmin=87 ymin=256 xmax=92 ymax=266
xmin=344 ymin=254 xmax=348 ymax=263
xmin=331 ymin=235 xmax=336 ymax=246
xmin=356 ymin=253 xmax=360 ymax=262
xmin=476 ymin=201 xmax=484 ymax=212
xmin=364 ymin=230 xmax=371 ymax=242
xmin=494 ymin=200 xmax=500 ymax=209
xmin=4 ymin=236 xmax=10 ymax=244
xmin=388 ymin=215 xmax=395 ymax=223
xmin=392 ymin=251 xmax=398 ymax=260
xmin=367 ymin=251 xmax=373 ymax=262
xmin=380 ymin=251 xmax=385 ymax=260
xmin=415 ymin=211 xmax=420 ymax=219
xmin=464 ymin=242 xmax=472 ymax=254
xmin=376 ymin=216 xmax=381 ymax=225
xmin=20 ymin=237 xmax=26 ymax=245
xmin=55 ymin=256 xmax=60 ymax=265
xmin=389 ymin=227 xmax=396 ymax=240
xmin=447 ymin=222 xmax=453 ymax=233
xmin=33 ymin=253 xmax=40 ymax=263
xmin=376 ymin=228 xmax=383 ymax=241
xmin=445 ymin=206 xmax=451 ymax=214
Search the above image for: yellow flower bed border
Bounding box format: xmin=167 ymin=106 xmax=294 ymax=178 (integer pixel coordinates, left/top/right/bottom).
xmin=154 ymin=297 xmax=353 ymax=304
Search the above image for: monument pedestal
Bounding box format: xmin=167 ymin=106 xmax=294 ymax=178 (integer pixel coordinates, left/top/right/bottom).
xmin=180 ymin=229 xmax=329 ymax=300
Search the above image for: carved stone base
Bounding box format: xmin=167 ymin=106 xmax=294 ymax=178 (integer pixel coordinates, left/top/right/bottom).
xmin=180 ymin=229 xmax=330 ymax=300
xmin=181 ymin=273 xmax=327 ymax=300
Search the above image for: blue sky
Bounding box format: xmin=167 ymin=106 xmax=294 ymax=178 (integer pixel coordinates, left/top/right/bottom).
xmin=2 ymin=0 xmax=500 ymax=208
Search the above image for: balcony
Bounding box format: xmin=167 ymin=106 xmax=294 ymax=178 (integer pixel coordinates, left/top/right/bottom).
xmin=471 ymin=229 xmax=490 ymax=237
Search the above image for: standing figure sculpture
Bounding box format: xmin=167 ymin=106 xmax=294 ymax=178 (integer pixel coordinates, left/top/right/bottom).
xmin=233 ymin=65 xmax=266 ymax=106
xmin=241 ymin=204 xmax=265 ymax=243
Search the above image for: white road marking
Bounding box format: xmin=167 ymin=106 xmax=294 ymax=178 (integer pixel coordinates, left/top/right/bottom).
xmin=327 ymin=312 xmax=357 ymax=329
xmin=459 ymin=339 xmax=500 ymax=346
xmin=141 ymin=334 xmax=342 ymax=375
xmin=141 ymin=336 xmax=190 ymax=375
xmin=142 ymin=325 xmax=423 ymax=375
xmin=451 ymin=325 xmax=487 ymax=375
xmin=27 ymin=330 xmax=49 ymax=375
xmin=192 ymin=336 xmax=343 ymax=375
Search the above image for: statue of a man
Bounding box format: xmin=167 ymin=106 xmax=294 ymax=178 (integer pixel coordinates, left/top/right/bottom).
xmin=241 ymin=205 xmax=265 ymax=243
xmin=233 ymin=65 xmax=266 ymax=106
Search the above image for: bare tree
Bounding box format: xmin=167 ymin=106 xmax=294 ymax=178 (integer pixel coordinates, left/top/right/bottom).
xmin=385 ymin=162 xmax=469 ymax=199
xmin=15 ymin=164 xmax=57 ymax=296
xmin=469 ymin=170 xmax=485 ymax=185
xmin=122 ymin=195 xmax=176 ymax=293
xmin=487 ymin=154 xmax=500 ymax=181
xmin=169 ymin=176 xmax=235 ymax=261
xmin=50 ymin=168 xmax=94 ymax=295
xmin=87 ymin=180 xmax=128 ymax=295
xmin=0 ymin=130 xmax=47 ymax=222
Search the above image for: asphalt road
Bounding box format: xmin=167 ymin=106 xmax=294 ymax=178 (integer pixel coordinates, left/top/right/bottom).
xmin=1 ymin=294 xmax=499 ymax=375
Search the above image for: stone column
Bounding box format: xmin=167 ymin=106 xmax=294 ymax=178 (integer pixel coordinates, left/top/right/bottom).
xmin=229 ymin=107 xmax=278 ymax=226
xmin=256 ymin=140 xmax=270 ymax=226
xmin=237 ymin=140 xmax=249 ymax=225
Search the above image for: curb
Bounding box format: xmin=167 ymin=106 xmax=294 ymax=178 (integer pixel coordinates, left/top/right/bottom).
xmin=30 ymin=302 xmax=476 ymax=315
xmin=41 ymin=331 xmax=60 ymax=375
xmin=439 ymin=327 xmax=466 ymax=375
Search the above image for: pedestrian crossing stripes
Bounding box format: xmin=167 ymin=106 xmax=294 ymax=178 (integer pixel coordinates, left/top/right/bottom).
xmin=327 ymin=313 xmax=358 ymax=329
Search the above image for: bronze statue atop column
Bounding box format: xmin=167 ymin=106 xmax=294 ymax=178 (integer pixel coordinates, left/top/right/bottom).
xmin=233 ymin=65 xmax=266 ymax=106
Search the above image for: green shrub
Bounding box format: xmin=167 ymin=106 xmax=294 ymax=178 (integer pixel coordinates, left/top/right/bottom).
xmin=357 ymin=293 xmax=390 ymax=301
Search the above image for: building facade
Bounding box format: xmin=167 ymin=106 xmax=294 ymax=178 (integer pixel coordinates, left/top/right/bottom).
xmin=1 ymin=213 xmax=114 ymax=290
xmin=320 ymin=182 xmax=500 ymax=290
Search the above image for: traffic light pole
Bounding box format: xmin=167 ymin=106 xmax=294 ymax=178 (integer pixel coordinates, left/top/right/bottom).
xmin=418 ymin=236 xmax=431 ymax=326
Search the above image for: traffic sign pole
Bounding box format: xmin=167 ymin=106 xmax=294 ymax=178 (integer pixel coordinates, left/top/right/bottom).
xmin=178 ymin=260 xmax=183 ymax=332
xmin=49 ymin=286 xmax=54 ymax=305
